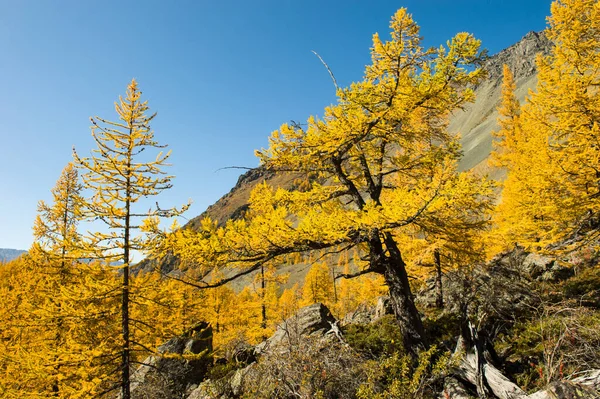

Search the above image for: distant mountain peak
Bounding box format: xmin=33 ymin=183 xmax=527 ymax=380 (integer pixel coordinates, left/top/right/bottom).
xmin=483 ymin=30 xmax=553 ymax=83
xmin=0 ymin=248 xmax=27 ymax=262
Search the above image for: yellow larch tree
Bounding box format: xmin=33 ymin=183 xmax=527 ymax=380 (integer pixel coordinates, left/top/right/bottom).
xmin=250 ymin=263 xmax=287 ymax=338
xmin=490 ymin=65 xmax=523 ymax=169
xmin=0 ymin=257 xmax=46 ymax=398
xmin=0 ymin=260 xmax=118 ymax=399
xmin=400 ymin=171 xmax=492 ymax=307
xmin=540 ymin=0 xmax=600 ymax=198
xmin=128 ymin=271 xmax=207 ymax=350
xmin=530 ymin=0 xmax=600 ymax=242
xmin=164 ymin=8 xmax=492 ymax=353
xmin=33 ymin=163 xmax=84 ymax=262
xmin=491 ymin=0 xmax=600 ymax=251
xmin=73 ymin=79 xmax=189 ymax=399
xmin=230 ymin=286 xmax=267 ymax=345
xmin=488 ymin=65 xmax=565 ymax=250
xmin=29 ymin=163 xmax=86 ymax=397
xmin=204 ymin=270 xmax=237 ymax=347
xmin=278 ymin=283 xmax=302 ymax=321
xmin=0 ymin=164 xmax=118 ymax=398
xmin=300 ymin=262 xmax=335 ymax=308
xmin=335 ymin=260 xmax=363 ymax=317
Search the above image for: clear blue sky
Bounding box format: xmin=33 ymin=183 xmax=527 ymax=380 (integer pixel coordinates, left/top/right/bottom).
xmin=0 ymin=0 xmax=551 ymax=251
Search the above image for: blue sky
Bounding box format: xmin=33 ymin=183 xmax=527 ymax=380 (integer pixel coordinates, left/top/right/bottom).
xmin=0 ymin=0 xmax=551 ymax=251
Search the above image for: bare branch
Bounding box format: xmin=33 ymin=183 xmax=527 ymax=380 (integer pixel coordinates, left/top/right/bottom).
xmin=335 ymin=267 xmax=376 ymax=281
xmin=312 ymin=51 xmax=339 ymax=91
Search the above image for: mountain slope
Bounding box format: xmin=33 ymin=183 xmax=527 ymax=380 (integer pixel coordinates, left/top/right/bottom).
xmin=454 ymin=31 xmax=551 ymax=177
xmin=143 ymin=31 xmax=552 ymax=279
xmin=190 ymin=31 xmax=552 ymax=230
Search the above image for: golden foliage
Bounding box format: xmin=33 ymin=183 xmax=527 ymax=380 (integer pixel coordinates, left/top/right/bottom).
xmin=490 ymin=0 xmax=600 ymax=252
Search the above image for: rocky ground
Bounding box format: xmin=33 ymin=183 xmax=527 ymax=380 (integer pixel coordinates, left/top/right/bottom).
xmin=129 ymin=242 xmax=600 ymax=399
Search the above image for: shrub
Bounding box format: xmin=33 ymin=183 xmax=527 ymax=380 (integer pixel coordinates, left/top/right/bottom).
xmin=498 ymin=304 xmax=600 ymax=391
xmin=356 ymin=346 xmax=449 ymax=399
xmin=242 ymin=335 xmax=366 ymax=399
xmin=563 ymin=267 xmax=600 ymax=308
xmin=423 ymin=311 xmax=461 ymax=347
xmin=343 ymin=315 xmax=404 ymax=358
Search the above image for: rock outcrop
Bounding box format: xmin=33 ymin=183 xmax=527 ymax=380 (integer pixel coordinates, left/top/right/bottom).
xmin=341 ymin=296 xmax=394 ymax=326
xmin=451 ymin=31 xmax=552 ymax=176
xmin=522 ymin=252 xmax=574 ymax=282
xmin=129 ymin=322 xmax=213 ymax=398
xmin=255 ymin=302 xmax=338 ymax=354
xmin=187 ymin=303 xmax=342 ymax=399
xmin=416 ymin=246 xmax=573 ymax=316
xmin=482 ymin=31 xmax=552 ymax=82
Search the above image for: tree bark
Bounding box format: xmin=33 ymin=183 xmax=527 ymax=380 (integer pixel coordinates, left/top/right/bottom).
xmin=434 ymin=249 xmax=444 ymax=309
xmin=260 ymin=265 xmax=267 ymax=331
xmin=121 ymin=136 xmax=132 ymax=399
xmin=376 ymin=233 xmax=426 ymax=352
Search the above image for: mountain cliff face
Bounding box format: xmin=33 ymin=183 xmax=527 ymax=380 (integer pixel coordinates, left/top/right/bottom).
xmin=189 ymin=31 xmax=552 ymax=230
xmin=454 ymin=31 xmax=552 ymax=177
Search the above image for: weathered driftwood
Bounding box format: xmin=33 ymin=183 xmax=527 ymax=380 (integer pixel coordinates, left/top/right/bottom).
xmin=451 ymin=322 xmax=600 ymax=399
xmin=572 ymin=370 xmax=600 ymax=391
xmin=440 ymin=377 xmax=472 ymax=399
xmin=453 ymin=328 xmax=525 ymax=399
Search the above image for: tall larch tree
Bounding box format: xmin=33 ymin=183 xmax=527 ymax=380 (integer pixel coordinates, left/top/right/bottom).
xmin=488 ymin=65 xmax=562 ymax=250
xmin=0 ymin=163 xmax=103 ymax=398
xmin=251 ymin=263 xmax=286 ymax=339
xmin=31 ymin=162 xmax=86 ymax=397
xmin=531 ymin=0 xmax=600 ymax=240
xmin=492 ymin=0 xmax=600 ymax=251
xmin=33 ymin=162 xmax=85 ymax=262
xmin=301 ymin=262 xmax=335 ymax=308
xmin=490 ymin=65 xmax=522 ymax=170
xmin=73 ymin=79 xmax=189 ymax=399
xmin=164 ymin=8 xmax=492 ymax=354
xmin=1 ymin=165 xmax=122 ymax=398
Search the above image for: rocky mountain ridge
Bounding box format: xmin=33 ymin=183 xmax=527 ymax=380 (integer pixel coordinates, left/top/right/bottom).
xmin=452 ymin=30 xmax=552 ymax=175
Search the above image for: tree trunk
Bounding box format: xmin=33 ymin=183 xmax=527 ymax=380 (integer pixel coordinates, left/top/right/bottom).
xmin=378 ymin=233 xmax=426 ymax=352
xmin=332 ymin=265 xmax=338 ymax=303
xmin=260 ymin=265 xmax=267 ymax=331
xmin=454 ymin=322 xmax=526 ymax=399
xmin=434 ymin=249 xmax=444 ymax=309
xmin=122 ymin=152 xmax=132 ymax=399
xmin=121 ymin=260 xmax=130 ymax=399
